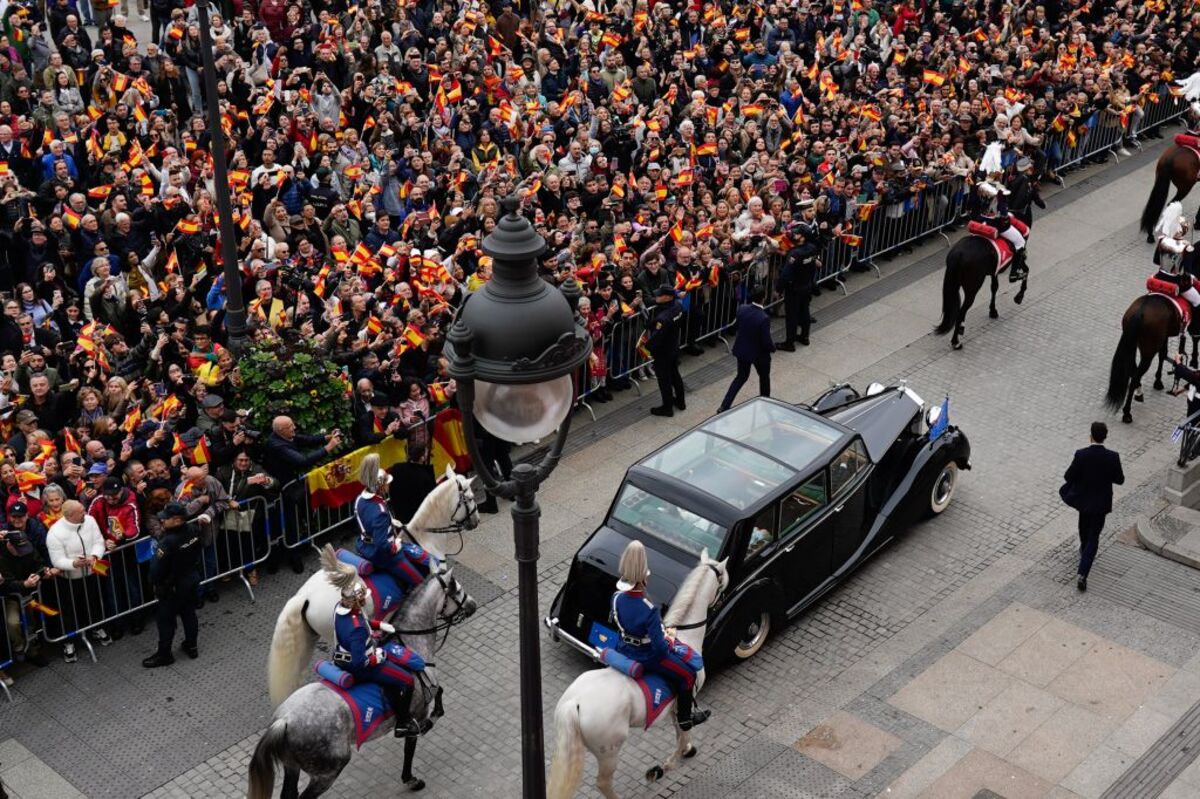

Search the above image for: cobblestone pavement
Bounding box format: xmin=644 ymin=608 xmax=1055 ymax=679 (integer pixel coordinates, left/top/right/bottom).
xmin=6 ymin=138 xmax=1200 ymax=799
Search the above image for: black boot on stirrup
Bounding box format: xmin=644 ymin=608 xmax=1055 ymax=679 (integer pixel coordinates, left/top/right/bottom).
xmin=675 ymin=690 xmax=711 ymax=731
xmin=387 ymin=687 xmax=423 ymax=738
xmin=1009 ymin=248 xmax=1028 ymax=282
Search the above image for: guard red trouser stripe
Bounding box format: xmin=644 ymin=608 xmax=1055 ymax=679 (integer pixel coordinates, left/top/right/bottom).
xmin=657 ymin=657 xmax=696 ymax=690
xmin=379 ymin=663 xmax=415 ymax=686
xmin=392 ymin=556 xmax=424 ymax=587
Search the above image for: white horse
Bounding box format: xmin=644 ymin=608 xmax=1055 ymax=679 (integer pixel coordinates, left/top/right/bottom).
xmin=547 ymin=549 xmax=729 ymax=799
xmin=267 ymin=466 xmax=479 ymax=706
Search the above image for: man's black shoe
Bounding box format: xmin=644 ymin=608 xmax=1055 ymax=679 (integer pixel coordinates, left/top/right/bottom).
xmin=683 ymin=345 xmax=703 ymax=356
xmin=394 ymin=719 xmax=422 ymax=738
xmin=110 ymin=629 xmax=124 ymax=641
xmin=799 ymin=337 xmax=810 ymax=346
xmin=477 ymin=497 xmax=499 ymax=514
xmin=25 ymin=650 xmax=48 ymax=667
xmin=206 ymin=591 xmax=220 ymax=604
xmin=182 ymin=643 xmax=199 ymax=659
xmin=142 ymin=653 xmax=175 ymax=669
xmin=775 ymin=341 xmax=796 ymax=352
xmin=1077 ymin=576 xmax=1087 ymax=592
xmin=674 ymin=399 xmax=686 ymax=411
xmin=650 ymin=406 xmax=674 ymax=417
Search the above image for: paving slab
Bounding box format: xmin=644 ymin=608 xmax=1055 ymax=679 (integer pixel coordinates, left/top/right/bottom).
xmin=792 ymin=710 xmax=903 ymax=780
xmin=888 ymin=650 xmax=1013 ymax=732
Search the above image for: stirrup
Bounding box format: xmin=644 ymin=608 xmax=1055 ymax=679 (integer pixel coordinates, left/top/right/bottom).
xmin=678 ymin=708 xmax=711 ymax=731
xmin=394 ymin=719 xmax=423 ymax=738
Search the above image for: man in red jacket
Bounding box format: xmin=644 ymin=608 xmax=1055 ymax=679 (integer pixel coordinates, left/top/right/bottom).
xmin=89 ymin=477 xmax=145 ymax=637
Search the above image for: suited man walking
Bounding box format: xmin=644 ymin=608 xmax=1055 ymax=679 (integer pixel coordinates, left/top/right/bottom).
xmin=1062 ymin=422 xmax=1124 ymax=591
xmin=719 ymin=288 xmax=775 ymax=412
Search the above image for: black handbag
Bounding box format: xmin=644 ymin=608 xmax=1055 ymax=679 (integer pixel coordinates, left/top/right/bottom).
xmin=1059 ymin=480 xmax=1081 ymax=510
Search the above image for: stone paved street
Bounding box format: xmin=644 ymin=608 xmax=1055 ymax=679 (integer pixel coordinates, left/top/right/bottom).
xmin=7 ymin=137 xmax=1200 ymax=798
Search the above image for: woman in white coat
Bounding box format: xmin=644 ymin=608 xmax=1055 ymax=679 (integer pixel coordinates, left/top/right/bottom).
xmin=45 ymin=500 xmax=113 ymax=662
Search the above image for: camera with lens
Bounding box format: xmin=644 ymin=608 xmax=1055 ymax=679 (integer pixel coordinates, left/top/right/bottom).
xmin=280 ymin=269 xmax=315 ymax=293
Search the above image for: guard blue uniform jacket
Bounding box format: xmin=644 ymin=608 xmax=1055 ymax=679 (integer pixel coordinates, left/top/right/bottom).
xmin=333 ymin=605 xmax=423 ymax=688
xmin=354 ymin=491 xmax=433 ymax=588
xmin=612 ymin=588 xmax=670 ymax=662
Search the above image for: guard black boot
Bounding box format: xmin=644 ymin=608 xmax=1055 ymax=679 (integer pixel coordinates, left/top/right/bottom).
xmin=1009 ymin=248 xmax=1028 ymax=282
xmin=387 ymin=687 xmax=423 ymax=738
xmin=675 ymin=690 xmax=711 ymax=731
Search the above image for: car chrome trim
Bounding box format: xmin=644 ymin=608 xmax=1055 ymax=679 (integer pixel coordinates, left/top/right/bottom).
xmin=544 ymin=616 xmax=601 ymax=661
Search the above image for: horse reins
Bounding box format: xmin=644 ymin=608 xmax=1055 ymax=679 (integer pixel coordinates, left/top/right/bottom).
xmin=386 ymin=571 xmax=472 ymax=653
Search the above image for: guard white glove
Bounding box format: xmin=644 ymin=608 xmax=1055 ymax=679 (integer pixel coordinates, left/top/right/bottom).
xmin=366 ymin=647 xmax=383 ymax=667
xmin=378 ymin=622 xmax=396 ymax=635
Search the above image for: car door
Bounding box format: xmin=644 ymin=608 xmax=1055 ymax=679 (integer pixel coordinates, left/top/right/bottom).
xmin=775 ymin=471 xmax=834 ymax=611
xmin=828 ymin=439 xmax=872 ymax=569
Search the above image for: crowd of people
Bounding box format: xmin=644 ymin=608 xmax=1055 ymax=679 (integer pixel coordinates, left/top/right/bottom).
xmin=0 ymin=0 xmax=1196 ymax=682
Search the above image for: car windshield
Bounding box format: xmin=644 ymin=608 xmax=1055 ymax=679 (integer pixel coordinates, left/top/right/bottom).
xmin=642 ymin=428 xmax=795 ymax=510
xmin=704 ymin=402 xmax=843 ymax=469
xmin=610 ymin=484 xmax=727 ymax=556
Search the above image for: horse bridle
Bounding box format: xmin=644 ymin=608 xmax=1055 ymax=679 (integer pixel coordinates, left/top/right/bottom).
xmin=387 ymin=566 xmax=474 ymax=652
xmin=420 ymin=477 xmax=479 ymax=537
xmin=673 ymin=563 xmax=727 ymax=632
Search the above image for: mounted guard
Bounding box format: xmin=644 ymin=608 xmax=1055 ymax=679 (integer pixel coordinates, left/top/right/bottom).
xmin=327 ymin=562 xmax=431 ymax=739
xmin=973 ymin=141 xmax=1030 ymax=282
xmin=1149 ymin=201 xmax=1200 ymax=311
xmin=354 ymin=453 xmax=436 ymax=590
xmin=610 ymin=541 xmax=709 ymax=731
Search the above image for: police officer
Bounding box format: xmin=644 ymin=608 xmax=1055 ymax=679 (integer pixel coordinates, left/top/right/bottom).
xmin=142 ymin=502 xmax=203 ymax=668
xmin=332 ymin=579 xmax=428 ymax=738
xmin=646 ymin=285 xmax=686 ymax=417
xmin=776 ymin=199 xmax=822 ymax=350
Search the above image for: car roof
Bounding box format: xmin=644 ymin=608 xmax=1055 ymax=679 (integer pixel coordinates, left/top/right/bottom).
xmin=627 ymin=398 xmax=855 ymax=523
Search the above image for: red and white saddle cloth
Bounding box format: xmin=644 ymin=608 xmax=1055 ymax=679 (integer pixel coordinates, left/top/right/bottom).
xmin=1146 ymin=277 xmax=1193 ymax=328
xmin=967 ymin=215 xmax=1029 ymax=275
xmin=1175 ymin=134 xmax=1200 ymax=173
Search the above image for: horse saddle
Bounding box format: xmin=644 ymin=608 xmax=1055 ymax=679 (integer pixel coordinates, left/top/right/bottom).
xmin=597 ymin=642 xmax=704 ymax=730
xmin=1146 ymin=277 xmax=1193 ymax=328
xmin=967 ymin=221 xmax=1015 ymax=273
xmin=315 ymin=662 xmax=394 ymax=748
xmin=336 ymin=548 xmax=403 ymax=622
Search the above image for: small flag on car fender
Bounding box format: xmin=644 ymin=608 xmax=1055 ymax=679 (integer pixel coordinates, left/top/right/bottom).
xmin=929 ymin=397 xmax=949 ymax=441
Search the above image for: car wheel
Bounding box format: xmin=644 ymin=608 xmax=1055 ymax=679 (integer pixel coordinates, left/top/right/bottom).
xmin=731 ymin=606 xmax=771 ymax=661
xmin=927 ymin=461 xmax=958 ymax=516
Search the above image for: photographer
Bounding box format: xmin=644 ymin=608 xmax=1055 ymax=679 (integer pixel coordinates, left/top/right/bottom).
xmin=264 ymin=416 xmax=343 ymax=572
xmin=0 ymin=515 xmax=56 ymax=675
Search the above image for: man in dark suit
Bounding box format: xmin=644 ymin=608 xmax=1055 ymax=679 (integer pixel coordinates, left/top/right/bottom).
xmin=1062 ymin=422 xmax=1124 ymax=591
xmin=719 ymin=288 xmax=775 ymax=412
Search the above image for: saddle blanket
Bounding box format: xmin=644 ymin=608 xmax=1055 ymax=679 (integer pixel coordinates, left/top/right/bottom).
xmin=967 ymin=221 xmax=1014 ymax=273
xmin=1146 ymin=284 xmax=1192 ymax=329
xmin=1175 ymin=134 xmax=1200 ymax=173
xmin=364 ymin=572 xmax=403 ymax=622
xmin=323 ymin=680 xmax=393 ymax=748
xmin=596 ymin=639 xmax=704 ymax=730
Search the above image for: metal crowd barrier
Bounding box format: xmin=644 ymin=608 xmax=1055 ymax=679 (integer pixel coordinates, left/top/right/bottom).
xmin=275 ymin=474 xmax=358 ymax=553
xmin=0 ymin=598 xmax=18 ymax=702
xmin=1045 ymin=88 xmax=1184 ymax=174
xmin=31 ymin=498 xmax=273 ymax=663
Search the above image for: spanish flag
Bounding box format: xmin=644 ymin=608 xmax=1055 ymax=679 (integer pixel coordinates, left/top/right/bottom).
xmin=429 ymin=382 xmax=450 ymax=405
xmin=91 ymin=558 xmax=111 ymax=576
xmin=365 ymin=315 xmax=384 ymax=336
xmin=402 ymin=326 xmax=426 ymax=348
xmin=431 ymin=408 xmax=471 ymax=475
xmin=27 ymin=600 xmax=59 ymax=617
xmin=63 ymin=207 xmax=83 ymax=230
xmin=922 ymin=69 xmax=946 ymax=87
xmin=16 ymin=471 xmax=46 ymax=494
xmin=63 ymin=429 xmax=81 ymax=455
xmin=306 ymin=438 xmax=408 ymax=508
xmin=192 ymin=436 xmax=212 ymax=465
xmin=176 ymin=218 xmax=201 ymax=235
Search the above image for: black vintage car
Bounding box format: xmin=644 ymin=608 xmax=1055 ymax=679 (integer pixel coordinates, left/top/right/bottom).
xmin=546 ymin=384 xmax=970 ymax=666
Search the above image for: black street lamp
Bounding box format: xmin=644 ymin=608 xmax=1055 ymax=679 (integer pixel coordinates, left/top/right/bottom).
xmin=195 ymin=1 xmax=249 ymax=354
xmin=446 ymin=198 xmax=589 ymax=799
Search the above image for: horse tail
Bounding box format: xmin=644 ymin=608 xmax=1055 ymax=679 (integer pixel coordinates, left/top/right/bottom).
xmin=247 ymin=719 xmax=287 ymax=799
xmin=934 ymin=244 xmax=963 ymax=335
xmin=547 ymin=696 xmax=586 ymax=799
xmin=268 ymin=593 xmax=317 ymax=707
xmin=1141 ymin=157 xmax=1173 ymax=236
xmin=1107 ymin=302 xmax=1144 ymax=410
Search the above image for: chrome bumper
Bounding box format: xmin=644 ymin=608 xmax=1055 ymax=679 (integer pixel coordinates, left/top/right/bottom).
xmin=544 ymin=616 xmax=600 ymax=661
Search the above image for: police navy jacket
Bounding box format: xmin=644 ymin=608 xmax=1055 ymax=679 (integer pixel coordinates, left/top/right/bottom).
xmin=612 ymin=588 xmax=670 ymax=662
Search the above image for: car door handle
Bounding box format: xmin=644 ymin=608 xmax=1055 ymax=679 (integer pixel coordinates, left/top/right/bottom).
xmin=784 ymin=544 xmax=796 ymax=553
xmin=834 ymin=503 xmax=846 ymax=513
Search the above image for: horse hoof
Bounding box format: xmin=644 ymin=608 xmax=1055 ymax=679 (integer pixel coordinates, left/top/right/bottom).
xmin=646 ymin=765 xmax=665 ymax=782
xmin=1014 ymin=293 xmax=1025 ymax=306
xmin=684 ymin=745 xmax=698 ymax=759
xmin=405 ymin=777 xmax=426 ymax=792
xmin=1122 ymin=413 xmax=1133 ymax=424
xmin=989 ymin=309 xmax=999 ymax=319
xmin=1134 ymin=394 xmax=1145 ymax=403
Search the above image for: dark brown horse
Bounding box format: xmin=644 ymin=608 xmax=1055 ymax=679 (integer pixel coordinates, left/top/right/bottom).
xmin=934 ymin=235 xmax=1028 ymax=349
xmin=1140 ymin=144 xmax=1200 ymax=241
xmin=1105 ymin=296 xmax=1194 ymax=423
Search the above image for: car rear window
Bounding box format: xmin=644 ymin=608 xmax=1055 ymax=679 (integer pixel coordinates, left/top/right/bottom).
xmin=642 ymin=429 xmax=794 ymax=509
xmin=610 ymin=484 xmax=727 ymax=557
xmin=704 ymin=402 xmax=842 ymax=469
